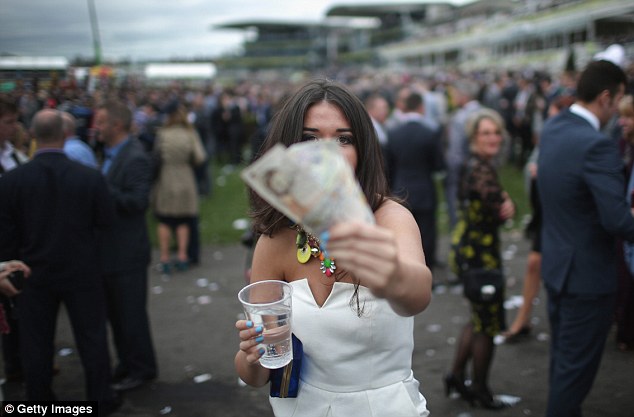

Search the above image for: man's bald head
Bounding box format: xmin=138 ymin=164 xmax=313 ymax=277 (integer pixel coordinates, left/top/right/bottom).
xmin=32 ymin=109 xmax=64 ymax=147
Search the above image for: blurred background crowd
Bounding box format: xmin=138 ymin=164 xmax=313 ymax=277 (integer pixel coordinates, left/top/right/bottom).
xmin=1 ymin=0 xmax=634 ymax=414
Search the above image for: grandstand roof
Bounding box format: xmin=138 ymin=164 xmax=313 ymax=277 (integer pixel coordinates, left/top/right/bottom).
xmin=212 ymin=19 xmax=376 ymax=32
xmin=213 ymin=20 xmax=322 ymax=31
xmin=325 ymin=2 xmax=450 ymax=18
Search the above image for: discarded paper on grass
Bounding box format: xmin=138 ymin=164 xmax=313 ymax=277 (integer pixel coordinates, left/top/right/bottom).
xmin=240 ymin=141 xmax=374 ymax=236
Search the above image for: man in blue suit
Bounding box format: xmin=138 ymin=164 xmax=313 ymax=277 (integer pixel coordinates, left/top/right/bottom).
xmin=385 ymin=91 xmax=445 ymax=270
xmin=537 ymin=59 xmax=634 ymax=417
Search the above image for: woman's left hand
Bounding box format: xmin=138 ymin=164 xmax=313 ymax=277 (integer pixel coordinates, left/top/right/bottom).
xmin=499 ymin=192 xmax=515 ymax=221
xmin=321 ymin=202 xmax=432 ymax=317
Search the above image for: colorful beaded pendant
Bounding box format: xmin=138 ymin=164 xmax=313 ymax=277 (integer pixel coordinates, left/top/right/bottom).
xmin=295 ymin=228 xmax=336 ymax=277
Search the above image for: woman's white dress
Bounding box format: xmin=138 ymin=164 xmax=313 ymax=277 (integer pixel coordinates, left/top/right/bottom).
xmin=269 ymin=279 xmax=429 ymax=417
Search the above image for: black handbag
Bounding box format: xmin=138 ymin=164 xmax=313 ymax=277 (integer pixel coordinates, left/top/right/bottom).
xmin=462 ymin=268 xmax=504 ymax=303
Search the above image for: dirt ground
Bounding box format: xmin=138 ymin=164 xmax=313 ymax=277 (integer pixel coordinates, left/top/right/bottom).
xmin=2 ymin=231 xmax=633 ymax=417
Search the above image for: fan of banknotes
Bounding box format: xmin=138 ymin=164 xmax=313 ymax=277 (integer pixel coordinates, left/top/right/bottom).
xmin=240 ymin=141 xmax=375 ymax=236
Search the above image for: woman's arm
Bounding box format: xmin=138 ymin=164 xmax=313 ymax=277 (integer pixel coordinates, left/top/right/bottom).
xmin=471 ymin=160 xmax=515 ymax=222
xmin=234 ymin=233 xmax=287 ymax=387
xmin=325 ymin=200 xmax=432 ymax=316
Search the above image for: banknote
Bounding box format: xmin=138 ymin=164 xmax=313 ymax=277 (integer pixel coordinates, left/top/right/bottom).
xmin=240 ymin=141 xmax=374 ymax=236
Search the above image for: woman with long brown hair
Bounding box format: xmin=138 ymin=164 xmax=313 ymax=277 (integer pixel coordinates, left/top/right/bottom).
xmin=234 ymin=79 xmax=433 ymax=417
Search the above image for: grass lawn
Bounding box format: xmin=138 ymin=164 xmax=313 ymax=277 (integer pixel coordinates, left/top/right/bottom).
xmin=149 ymin=161 xmax=531 ymax=247
xmin=499 ymin=163 xmax=531 ymax=230
xmin=198 ymin=164 xmax=251 ymax=245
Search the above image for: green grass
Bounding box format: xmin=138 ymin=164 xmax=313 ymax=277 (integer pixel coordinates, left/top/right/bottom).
xmin=149 ymin=161 xmax=529 ymax=247
xmin=199 ymin=163 xmax=251 ymax=245
xmin=498 ymin=163 xmax=531 ymax=230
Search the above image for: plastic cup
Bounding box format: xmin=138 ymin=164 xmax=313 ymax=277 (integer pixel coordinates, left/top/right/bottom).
xmin=238 ymin=280 xmax=293 ymax=369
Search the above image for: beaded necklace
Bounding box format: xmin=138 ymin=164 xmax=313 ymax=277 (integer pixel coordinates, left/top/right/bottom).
xmin=294 ymin=226 xmax=336 ymax=277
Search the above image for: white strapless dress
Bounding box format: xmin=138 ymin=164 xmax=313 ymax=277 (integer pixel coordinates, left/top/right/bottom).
xmin=269 ymin=279 xmax=429 ymax=417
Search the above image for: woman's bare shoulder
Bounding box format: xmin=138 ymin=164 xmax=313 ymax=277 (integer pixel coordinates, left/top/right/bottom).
xmin=251 ymin=227 xmax=298 ymax=281
xmin=375 ymin=199 xmax=415 ymax=224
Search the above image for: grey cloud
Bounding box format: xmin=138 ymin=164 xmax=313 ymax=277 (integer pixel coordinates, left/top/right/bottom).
xmin=1 ymin=0 xmax=464 ymax=61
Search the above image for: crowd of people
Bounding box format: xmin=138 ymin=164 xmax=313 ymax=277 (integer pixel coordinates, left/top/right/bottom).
xmin=1 ymin=46 xmax=634 ymax=416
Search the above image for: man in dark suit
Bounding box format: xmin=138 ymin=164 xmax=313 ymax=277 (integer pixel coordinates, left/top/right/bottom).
xmin=537 ymin=59 xmax=634 ymax=417
xmin=0 ymin=109 xmax=120 ymax=412
xmin=385 ymin=91 xmax=446 ymax=269
xmin=0 ymin=94 xmax=29 ymax=383
xmin=95 ymin=100 xmax=158 ymax=391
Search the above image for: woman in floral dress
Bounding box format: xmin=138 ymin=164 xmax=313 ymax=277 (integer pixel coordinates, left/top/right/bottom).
xmin=446 ymin=108 xmax=515 ymax=410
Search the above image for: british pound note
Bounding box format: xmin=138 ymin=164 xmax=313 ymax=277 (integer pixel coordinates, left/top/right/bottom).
xmin=240 ymin=141 xmax=374 ymax=236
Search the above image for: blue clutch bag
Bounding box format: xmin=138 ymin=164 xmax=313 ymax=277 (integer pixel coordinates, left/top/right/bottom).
xmin=269 ymin=334 xmax=303 ymax=398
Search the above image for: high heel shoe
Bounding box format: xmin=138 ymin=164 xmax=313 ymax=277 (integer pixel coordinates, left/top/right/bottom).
xmin=471 ymin=388 xmax=506 ymax=410
xmin=444 ymin=373 xmax=474 ymax=405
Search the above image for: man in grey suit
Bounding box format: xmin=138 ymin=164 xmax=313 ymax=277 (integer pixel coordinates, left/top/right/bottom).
xmin=444 ymin=80 xmax=481 ymax=230
xmin=537 ymin=59 xmax=634 ymax=417
xmin=95 ymin=100 xmax=158 ymax=392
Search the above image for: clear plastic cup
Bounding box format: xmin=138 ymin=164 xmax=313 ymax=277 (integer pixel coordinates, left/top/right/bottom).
xmin=238 ymin=280 xmax=293 ymax=369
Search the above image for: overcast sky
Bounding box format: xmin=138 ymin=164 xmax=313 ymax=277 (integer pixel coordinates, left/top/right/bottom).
xmin=0 ymin=0 xmax=472 ymax=62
